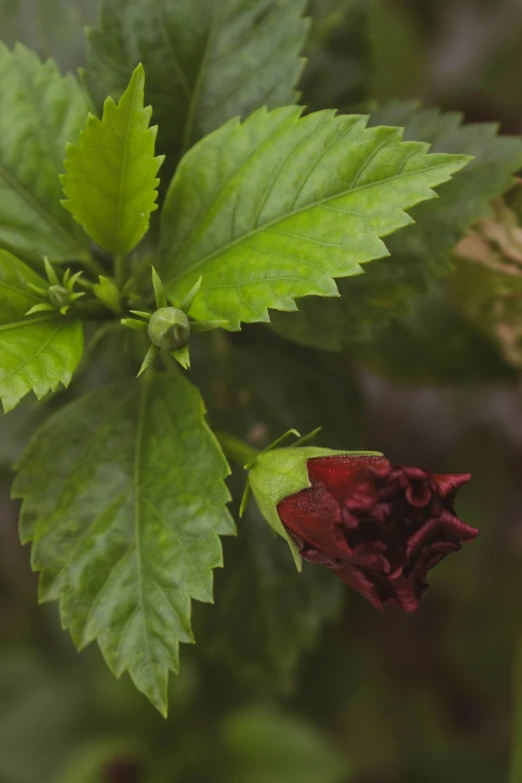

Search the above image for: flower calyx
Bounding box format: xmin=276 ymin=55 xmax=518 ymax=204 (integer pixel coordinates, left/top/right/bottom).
xmin=121 ymin=268 xmax=228 ymax=376
xmin=25 ymin=258 xmax=86 ymax=317
xmin=218 ymin=430 xmax=478 ymax=612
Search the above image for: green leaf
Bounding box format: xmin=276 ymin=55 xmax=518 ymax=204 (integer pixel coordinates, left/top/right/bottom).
xmin=0 ymin=250 xmax=83 ymax=412
xmin=13 ymin=372 xmax=235 ymax=715
xmin=221 ymin=705 xmax=351 ymax=783
xmin=350 ymin=284 xmax=515 ymax=384
xmin=158 ymin=106 xmax=470 ymax=330
xmin=61 ymin=64 xmax=164 ymax=257
xmin=0 ymin=44 xmax=91 ymax=263
xmin=83 ymin=0 xmax=309 ymax=165
xmin=271 ymin=102 xmax=522 ymax=349
xmin=302 ymin=0 xmax=371 ymax=112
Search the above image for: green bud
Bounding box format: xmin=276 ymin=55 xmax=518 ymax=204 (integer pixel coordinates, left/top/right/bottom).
xmin=148 ymin=307 xmax=190 ymax=350
xmin=49 ymin=285 xmax=71 ymax=310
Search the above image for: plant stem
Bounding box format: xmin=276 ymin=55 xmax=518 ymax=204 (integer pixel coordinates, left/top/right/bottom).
xmin=78 ymin=252 xmax=104 ymax=278
xmin=114 ymin=254 xmax=126 ymax=288
xmin=215 ymin=431 xmax=259 ymax=468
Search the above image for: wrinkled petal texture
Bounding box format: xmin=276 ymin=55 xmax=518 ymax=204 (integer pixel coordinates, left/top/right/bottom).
xmin=277 ymin=455 xmax=478 ymax=612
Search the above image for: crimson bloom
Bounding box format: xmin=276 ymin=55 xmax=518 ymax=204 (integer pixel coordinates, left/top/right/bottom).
xmin=247 ymin=446 xmax=478 ymax=613
xmin=277 ymin=455 xmax=478 ymax=612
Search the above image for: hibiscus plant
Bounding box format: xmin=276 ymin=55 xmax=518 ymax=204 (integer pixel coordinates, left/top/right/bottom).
xmin=1 ymin=0 xmax=522 ymax=725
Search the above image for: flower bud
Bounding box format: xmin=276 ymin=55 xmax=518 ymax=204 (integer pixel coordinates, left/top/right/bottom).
xmin=49 ymin=284 xmax=71 ymax=310
xmin=148 ymin=307 xmax=190 ymax=350
xmin=248 ymin=447 xmax=478 ymax=613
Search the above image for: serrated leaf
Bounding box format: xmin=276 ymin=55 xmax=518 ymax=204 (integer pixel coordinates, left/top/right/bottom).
xmin=0 ymin=250 xmax=83 ymax=412
xmin=158 ymin=106 xmax=469 ymax=330
xmin=302 ymin=0 xmax=371 ymax=112
xmin=349 ymin=283 xmax=515 ymax=384
xmin=84 ymin=0 xmax=309 ymax=166
xmin=0 ymin=44 xmax=91 ymax=263
xmin=271 ymin=102 xmax=522 ymax=349
xmin=61 ymin=64 xmax=164 ymax=257
xmin=13 ymin=372 xmax=235 ymax=715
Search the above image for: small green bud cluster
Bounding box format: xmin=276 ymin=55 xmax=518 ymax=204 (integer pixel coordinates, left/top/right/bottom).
xmin=148 ymin=307 xmax=190 ymax=350
xmin=25 ymin=258 xmax=85 ymax=317
xmin=121 ymin=268 xmax=229 ymax=377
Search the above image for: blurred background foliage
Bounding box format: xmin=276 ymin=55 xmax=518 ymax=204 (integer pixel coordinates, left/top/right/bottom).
xmin=2 ymin=0 xmax=522 ymax=781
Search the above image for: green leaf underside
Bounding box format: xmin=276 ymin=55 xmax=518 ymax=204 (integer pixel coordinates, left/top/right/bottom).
xmin=0 ymin=44 xmax=90 ymax=263
xmin=248 ymin=446 xmax=380 ymax=568
xmin=0 ymin=250 xmax=83 ymax=412
xmin=61 ymin=64 xmax=163 ymax=256
xmin=84 ymin=0 xmax=309 ymax=163
xmin=158 ymin=106 xmax=470 ymax=330
xmin=13 ymin=372 xmax=234 ymax=715
xmin=271 ymin=102 xmax=522 ymax=349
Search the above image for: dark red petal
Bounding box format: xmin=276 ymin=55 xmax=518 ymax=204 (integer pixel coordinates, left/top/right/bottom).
xmin=278 ymin=485 xmax=351 ymax=561
xmin=350 ymin=542 xmax=391 ymax=573
xmin=433 ymin=472 xmax=471 ymax=498
xmin=385 ymin=575 xmax=423 ymax=613
xmin=438 ymin=509 xmax=479 ymax=541
xmin=307 ymin=455 xmax=390 ymax=504
xmin=402 ymin=466 xmax=430 ymax=482
xmin=276 ymin=455 xmax=476 ymax=614
xmin=341 ymin=507 xmax=360 ymax=529
xmin=337 ymin=562 xmax=384 ymax=610
xmin=405 ymin=483 xmax=432 ymax=507
xmin=406 ymin=518 xmax=439 ymax=557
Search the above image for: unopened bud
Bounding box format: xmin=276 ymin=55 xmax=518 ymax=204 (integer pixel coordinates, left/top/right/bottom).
xmin=148 ymin=307 xmax=190 ymax=350
xmin=49 ymin=285 xmax=71 ymax=310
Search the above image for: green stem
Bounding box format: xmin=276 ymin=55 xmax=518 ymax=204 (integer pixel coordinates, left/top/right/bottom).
xmin=215 ymin=431 xmax=259 ymax=468
xmin=78 ymin=252 xmax=104 ymax=278
xmin=114 ymin=254 xmax=126 ymax=288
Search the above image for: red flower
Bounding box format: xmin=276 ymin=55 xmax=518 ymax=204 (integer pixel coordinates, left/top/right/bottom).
xmin=277 ymin=455 xmax=478 ymax=612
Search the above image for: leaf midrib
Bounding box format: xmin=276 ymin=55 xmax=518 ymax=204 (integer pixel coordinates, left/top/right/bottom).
xmin=181 ymin=0 xmax=221 ymax=154
xmin=0 ymin=277 xmax=42 ymax=303
xmin=168 ymin=158 xmax=463 ymax=284
xmin=116 ymin=75 xmax=141 ymax=255
xmin=0 ymin=314 xmax=58 ymax=332
xmin=133 ymin=375 xmax=162 ymax=709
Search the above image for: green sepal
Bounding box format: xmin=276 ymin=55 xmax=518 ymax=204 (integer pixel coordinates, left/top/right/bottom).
xmin=67 ymin=271 xmax=84 ymax=291
xmin=137 ymin=344 xmax=159 ymax=377
xmin=171 ymin=344 xmax=190 ymax=370
xmin=44 ymin=257 xmax=59 ymax=285
xmin=152 ymin=267 xmax=167 ymax=309
xmin=129 ymin=310 xmax=152 ymax=320
xmin=25 ymin=303 xmax=55 ymax=315
xmin=121 ymin=318 xmax=148 ymax=332
xmin=175 ymin=276 xmax=202 ymax=314
xmin=190 ymin=319 xmax=230 ymax=334
xmin=248 ymin=447 xmax=383 ymax=570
